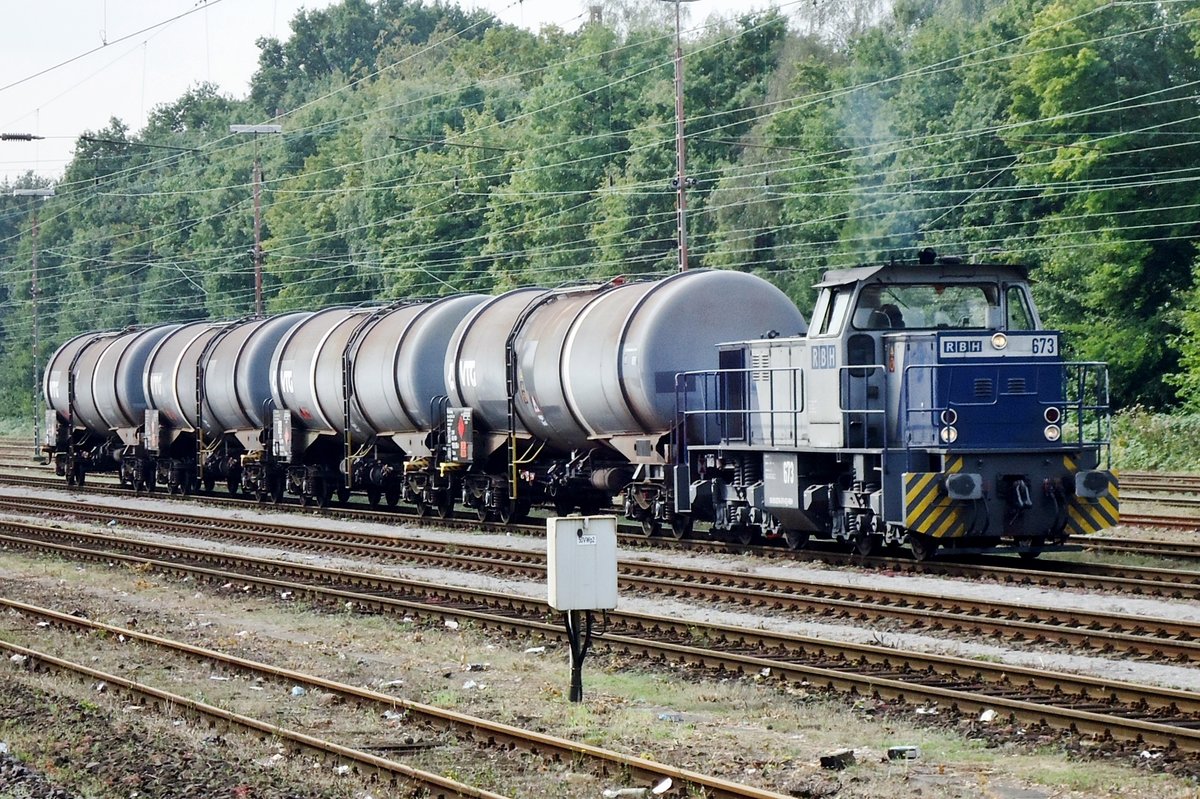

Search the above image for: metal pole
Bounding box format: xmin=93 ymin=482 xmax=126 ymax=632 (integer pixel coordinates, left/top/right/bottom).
xmin=253 ymin=139 xmax=264 ymax=317
xmin=14 ymin=187 xmax=53 ymax=457
xmin=30 ymin=203 xmax=40 ymax=456
xmin=230 ymin=124 xmax=281 ymax=316
xmin=671 ymin=0 xmax=689 ymax=272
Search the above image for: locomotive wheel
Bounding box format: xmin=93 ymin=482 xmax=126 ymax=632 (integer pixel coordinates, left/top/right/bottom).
xmin=668 ymin=515 xmax=693 ymax=540
xmin=639 ymin=518 xmax=661 ymax=538
xmin=1017 ymin=536 xmax=1045 ymax=561
xmin=782 ymin=529 xmax=808 ymax=551
xmin=853 ymin=532 xmax=879 ymax=557
xmin=908 ymin=533 xmax=938 ymax=562
xmin=366 ymin=487 xmax=382 ymax=508
xmin=499 ymin=499 xmax=531 ymax=525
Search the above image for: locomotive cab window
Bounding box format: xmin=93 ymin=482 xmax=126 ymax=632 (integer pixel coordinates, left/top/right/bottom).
xmin=814 ymin=288 xmax=851 ymax=336
xmin=1006 ymin=286 xmax=1035 ymax=330
xmin=852 ymin=283 xmax=1000 ymax=330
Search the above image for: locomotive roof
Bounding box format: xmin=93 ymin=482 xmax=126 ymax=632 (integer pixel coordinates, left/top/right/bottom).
xmin=815 ymin=261 xmax=1031 ymax=289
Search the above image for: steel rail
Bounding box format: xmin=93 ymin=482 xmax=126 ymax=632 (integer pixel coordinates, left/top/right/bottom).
xmin=3 ymin=523 xmax=1200 ymax=751
xmin=5 ymin=475 xmax=1200 ymax=599
xmin=0 ymin=597 xmax=786 ymax=799
xmin=0 ymin=638 xmax=510 ymax=799
xmin=4 ymin=494 xmax=1200 ymax=663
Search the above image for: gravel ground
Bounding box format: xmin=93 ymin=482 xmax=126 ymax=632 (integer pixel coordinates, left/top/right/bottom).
xmin=2 ymin=485 xmax=1200 ymax=797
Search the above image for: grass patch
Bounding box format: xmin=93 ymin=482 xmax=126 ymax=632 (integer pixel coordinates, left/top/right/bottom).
xmin=1113 ymin=408 xmax=1200 ymax=472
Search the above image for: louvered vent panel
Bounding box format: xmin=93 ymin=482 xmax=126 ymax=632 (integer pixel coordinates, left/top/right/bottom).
xmin=752 ymin=352 xmax=771 ymax=382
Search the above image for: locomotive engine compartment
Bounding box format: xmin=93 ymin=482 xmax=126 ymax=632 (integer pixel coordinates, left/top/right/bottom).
xmin=41 ymin=253 xmax=1119 ymax=559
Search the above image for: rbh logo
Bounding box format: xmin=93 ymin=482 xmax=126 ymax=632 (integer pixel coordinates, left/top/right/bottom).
xmin=811 ymin=344 xmax=837 ymax=369
xmin=942 ymin=339 xmax=983 ymax=355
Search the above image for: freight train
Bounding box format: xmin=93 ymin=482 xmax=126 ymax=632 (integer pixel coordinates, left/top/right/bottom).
xmin=42 ymin=252 xmax=1119 ymax=559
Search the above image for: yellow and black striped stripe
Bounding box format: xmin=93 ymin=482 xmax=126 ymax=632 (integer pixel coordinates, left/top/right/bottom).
xmin=1062 ymin=454 xmax=1120 ymax=535
xmin=903 ymin=460 xmax=968 ymax=539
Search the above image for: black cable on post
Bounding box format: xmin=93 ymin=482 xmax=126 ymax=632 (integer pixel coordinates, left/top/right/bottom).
xmin=563 ymin=609 xmax=594 ymax=703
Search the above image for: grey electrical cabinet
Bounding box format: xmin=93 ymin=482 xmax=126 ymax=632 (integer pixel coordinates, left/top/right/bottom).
xmin=546 ymin=516 xmax=619 ymax=611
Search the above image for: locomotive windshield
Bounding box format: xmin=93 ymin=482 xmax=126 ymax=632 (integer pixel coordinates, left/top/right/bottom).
xmin=852 ymin=283 xmax=1028 ymax=331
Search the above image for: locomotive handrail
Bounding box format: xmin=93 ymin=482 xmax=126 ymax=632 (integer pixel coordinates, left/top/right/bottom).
xmin=836 ymin=363 xmax=887 ymax=451
xmin=899 ymin=360 xmax=1111 ymax=463
xmin=674 ymin=365 xmax=808 ymax=452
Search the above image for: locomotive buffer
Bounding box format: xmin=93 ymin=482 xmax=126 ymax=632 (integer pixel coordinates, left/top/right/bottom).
xmin=547 ymin=516 xmax=618 ymax=702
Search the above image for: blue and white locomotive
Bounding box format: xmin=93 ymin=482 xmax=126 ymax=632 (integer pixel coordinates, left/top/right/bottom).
xmin=669 ymin=250 xmax=1119 ymax=558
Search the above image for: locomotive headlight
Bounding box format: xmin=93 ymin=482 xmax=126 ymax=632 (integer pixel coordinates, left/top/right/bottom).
xmin=940 ymin=408 xmax=958 ymax=425
xmin=991 ymin=332 xmax=1008 ymax=350
xmin=940 ymin=426 xmax=958 ymax=444
xmin=1043 ymin=407 xmax=1062 ymax=424
xmin=1044 ymin=424 xmax=1062 ymax=442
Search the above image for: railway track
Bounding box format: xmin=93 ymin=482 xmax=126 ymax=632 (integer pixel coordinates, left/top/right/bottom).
xmin=5 ymin=493 xmax=1200 ymax=665
xmin=3 ymin=517 xmax=1200 ymax=753
xmin=5 ymin=472 xmax=1200 ymax=596
xmin=7 ymin=470 xmax=1200 ymax=595
xmin=0 ymin=597 xmax=783 ymax=799
xmin=1 ymin=634 xmax=510 ymax=799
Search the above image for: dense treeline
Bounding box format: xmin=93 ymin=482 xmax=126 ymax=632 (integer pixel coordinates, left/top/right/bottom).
xmin=1 ymin=0 xmax=1199 ymax=420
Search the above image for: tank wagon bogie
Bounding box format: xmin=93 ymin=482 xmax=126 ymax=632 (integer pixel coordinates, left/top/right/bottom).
xmin=41 ymin=254 xmax=1118 ymax=560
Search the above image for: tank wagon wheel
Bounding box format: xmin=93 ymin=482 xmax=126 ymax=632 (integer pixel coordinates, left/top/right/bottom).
xmin=733 ymin=526 xmax=757 ymax=546
xmin=181 ymin=475 xmax=194 ymax=496
xmin=384 ymin=487 xmax=401 ymax=509
xmin=668 ymin=515 xmax=693 ymax=540
xmin=782 ymin=530 xmax=808 ymax=551
xmin=366 ymin=487 xmax=382 ymax=508
xmin=203 ymin=474 xmax=217 ymax=494
xmin=72 ymin=462 xmax=86 ymax=487
xmin=227 ymin=475 xmax=240 ymax=497
xmin=552 ymin=495 xmax=574 ymax=516
xmin=475 ymin=503 xmax=490 ymax=523
xmin=499 ymin=498 xmax=531 ymax=525
xmin=271 ymin=478 xmax=285 ymax=506
xmin=908 ymin=533 xmax=939 ymax=562
xmin=315 ymin=480 xmax=334 ymax=508
xmin=336 ymin=486 xmax=351 ymax=506
xmin=434 ymin=494 xmax=454 ymax=519
xmin=639 ymin=518 xmax=661 ymax=538
xmin=413 ymin=496 xmax=430 ymax=518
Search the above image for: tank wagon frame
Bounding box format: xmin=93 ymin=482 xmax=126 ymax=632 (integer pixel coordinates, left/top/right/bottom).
xmin=42 ymin=255 xmax=1119 ymax=559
